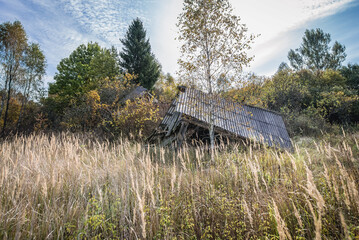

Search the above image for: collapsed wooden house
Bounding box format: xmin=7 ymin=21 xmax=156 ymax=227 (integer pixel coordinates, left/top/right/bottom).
xmin=148 ymin=86 xmax=292 ymax=149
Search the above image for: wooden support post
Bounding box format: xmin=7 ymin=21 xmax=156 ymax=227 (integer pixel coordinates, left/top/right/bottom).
xmin=176 ymin=121 xmax=189 ymax=149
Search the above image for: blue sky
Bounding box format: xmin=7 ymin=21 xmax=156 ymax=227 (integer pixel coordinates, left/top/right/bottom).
xmin=1 ymin=0 xmax=359 ymax=86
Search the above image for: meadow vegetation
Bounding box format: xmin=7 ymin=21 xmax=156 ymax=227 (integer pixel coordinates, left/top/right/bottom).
xmin=1 ymin=5 xmax=359 ymax=239
xmin=1 ymin=130 xmax=358 ymax=239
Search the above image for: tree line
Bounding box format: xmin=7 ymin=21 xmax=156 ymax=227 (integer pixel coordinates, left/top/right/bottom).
xmin=0 ymin=18 xmax=162 ymax=138
xmin=225 ymin=28 xmax=359 ymax=136
xmin=0 ymin=21 xmax=46 ymax=136
xmin=1 ymin=0 xmax=358 ymax=139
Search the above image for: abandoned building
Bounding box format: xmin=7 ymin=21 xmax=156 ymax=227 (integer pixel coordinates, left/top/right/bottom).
xmin=148 ymin=86 xmax=292 ymax=150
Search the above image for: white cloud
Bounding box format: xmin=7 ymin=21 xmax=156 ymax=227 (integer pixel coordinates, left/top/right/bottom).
xmin=57 ymin=0 xmax=152 ymax=44
xmin=232 ymin=0 xmax=353 ymax=43
xmin=232 ymin=0 xmax=355 ymax=74
xmin=26 ymin=1 xmax=106 ymax=84
xmin=150 ymin=0 xmax=355 ymax=77
xmin=1 ymin=0 xmax=355 ymax=86
xmin=2 ymin=0 xmax=152 ymax=86
xmin=150 ymin=0 xmax=183 ymax=75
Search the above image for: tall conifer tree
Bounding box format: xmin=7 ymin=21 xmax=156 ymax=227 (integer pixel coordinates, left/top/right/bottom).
xmin=120 ymin=18 xmax=160 ymax=89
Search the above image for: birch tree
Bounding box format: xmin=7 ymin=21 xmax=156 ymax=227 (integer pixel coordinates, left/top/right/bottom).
xmin=177 ymin=0 xmax=255 ymax=152
xmin=0 ymin=21 xmax=27 ymax=135
xmin=16 ymin=43 xmax=46 ymax=130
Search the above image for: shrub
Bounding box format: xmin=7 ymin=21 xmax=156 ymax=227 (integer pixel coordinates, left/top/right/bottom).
xmin=107 ymin=95 xmax=160 ymax=138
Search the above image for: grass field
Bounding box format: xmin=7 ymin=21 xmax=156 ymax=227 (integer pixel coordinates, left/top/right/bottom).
xmin=1 ymin=131 xmax=359 ymax=239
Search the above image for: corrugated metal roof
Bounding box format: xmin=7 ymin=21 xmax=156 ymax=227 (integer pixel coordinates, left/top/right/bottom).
xmin=159 ymin=87 xmax=292 ymax=149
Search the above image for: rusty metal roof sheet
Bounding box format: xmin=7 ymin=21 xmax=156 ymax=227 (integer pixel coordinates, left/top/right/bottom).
xmin=160 ymin=87 xmax=292 ymax=149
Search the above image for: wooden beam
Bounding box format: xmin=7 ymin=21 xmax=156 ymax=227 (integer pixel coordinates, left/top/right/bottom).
xmin=165 ymin=112 xmax=182 ymax=137
xmin=160 ymin=135 xmax=177 ymax=147
xmin=176 ymin=121 xmax=189 ymax=149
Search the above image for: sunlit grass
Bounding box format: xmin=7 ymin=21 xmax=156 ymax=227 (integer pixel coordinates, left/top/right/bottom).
xmin=0 ymin=132 xmax=358 ymax=239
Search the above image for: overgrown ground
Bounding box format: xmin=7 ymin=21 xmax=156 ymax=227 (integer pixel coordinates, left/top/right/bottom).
xmin=0 ymin=130 xmax=359 ymax=239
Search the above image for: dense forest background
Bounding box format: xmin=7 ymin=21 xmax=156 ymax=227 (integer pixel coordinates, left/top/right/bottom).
xmin=1 ymin=19 xmax=358 ymax=140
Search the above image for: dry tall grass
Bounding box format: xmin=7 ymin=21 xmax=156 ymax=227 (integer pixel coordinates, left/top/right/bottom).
xmin=0 ymin=132 xmax=358 ymax=239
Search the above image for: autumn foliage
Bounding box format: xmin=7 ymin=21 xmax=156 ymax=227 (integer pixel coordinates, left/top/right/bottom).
xmin=44 ymin=73 xmax=162 ymax=139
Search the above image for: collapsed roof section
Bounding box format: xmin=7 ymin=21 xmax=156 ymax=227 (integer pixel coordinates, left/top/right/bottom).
xmin=148 ymin=87 xmax=292 ymax=149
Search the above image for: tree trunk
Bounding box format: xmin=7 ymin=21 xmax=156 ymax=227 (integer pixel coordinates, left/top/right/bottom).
xmin=205 ymin=32 xmax=215 ymax=162
xmin=208 ymin=93 xmax=215 ymax=161
xmin=16 ymin=99 xmax=26 ymax=131
xmin=16 ymin=80 xmax=30 ymax=131
xmin=0 ymin=66 xmax=10 ymax=120
xmin=0 ymin=87 xmax=7 ymax=120
xmin=209 ymin=120 xmax=215 ymax=159
xmin=1 ymin=75 xmax=13 ymax=136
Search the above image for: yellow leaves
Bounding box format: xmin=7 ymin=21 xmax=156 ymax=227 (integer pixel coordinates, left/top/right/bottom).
xmin=100 ymin=73 xmax=137 ymax=92
xmin=111 ymin=95 xmax=160 ymax=135
xmin=85 ymin=90 xmax=101 ymax=124
xmin=319 ymin=69 xmax=346 ymax=87
xmin=86 ymin=90 xmax=100 ymax=104
xmin=124 ymin=73 xmax=137 ymax=82
xmin=223 ymin=80 xmax=265 ymax=107
xmin=0 ymin=98 xmax=21 ymax=129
